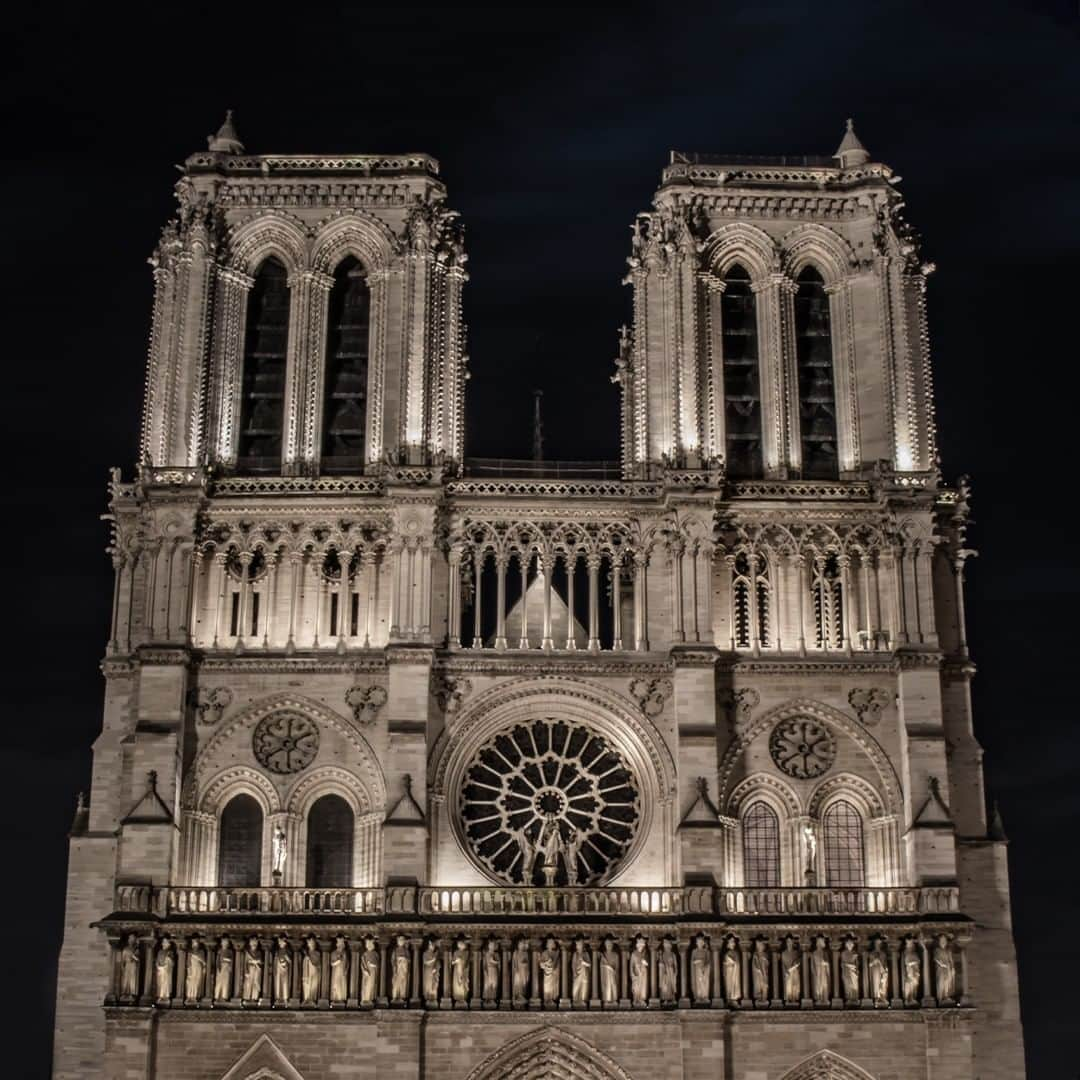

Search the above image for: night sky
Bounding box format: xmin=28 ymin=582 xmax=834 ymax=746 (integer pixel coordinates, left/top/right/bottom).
xmin=4 ymin=3 xmax=1077 ymax=1076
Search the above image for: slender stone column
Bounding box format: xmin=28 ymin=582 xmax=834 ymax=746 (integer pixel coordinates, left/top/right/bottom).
xmin=348 ymin=939 xmax=361 ymax=1006
xmin=312 ymin=551 xmax=328 ymax=648
xmin=587 ymin=554 xmax=601 ymax=652
xmin=671 ymin=538 xmax=685 ymax=643
xmin=611 ymin=554 xmax=624 ymax=650
xmin=688 ymin=542 xmax=699 ymax=643
xmin=953 ymin=555 xmax=969 ymax=656
xmin=447 ymin=545 xmax=463 ymax=649
xmin=888 ymin=941 xmax=902 ymax=1007
xmin=364 ymin=549 xmax=379 ymax=648
xmin=318 ymin=940 xmax=332 ymax=1008
xmin=260 ymin=938 xmax=273 ymax=1005
xmin=204 ymin=939 xmax=218 ymax=1007
xmin=565 ymin=552 xmax=577 ymax=649
xmin=338 ymin=550 xmax=353 ymax=648
xmin=710 ymin=939 xmax=722 ymax=1006
xmin=739 ymin=939 xmax=752 ymax=1007
xmin=770 ymin=937 xmax=782 ymax=1007
xmin=619 ymin=939 xmax=630 ymax=1005
xmin=212 ymin=551 xmax=229 ymax=648
xmin=648 ymin=939 xmax=659 ymax=1005
xmin=472 ymin=550 xmax=484 ymax=649
xmin=494 ymin=555 xmax=508 ymax=650
xmin=677 ymin=938 xmax=690 ymax=1008
xmin=286 ymin=551 xmax=302 ymax=652
xmin=800 ymin=939 xmax=812 ymax=1008
xmin=559 ymin=940 xmax=570 ymax=1006
xmin=838 ymin=554 xmax=854 ymax=654
xmin=633 ymin=550 xmax=650 ymax=651
xmin=831 ymin=940 xmax=843 ymax=1008
xmin=590 ymin=938 xmax=601 ymax=1006
xmin=518 ymin=553 xmax=530 ymax=649
xmin=920 ymin=937 xmax=934 ymax=1007
xmin=794 ymin=553 xmax=808 ymax=655
xmin=410 ymin=938 xmax=422 ymax=1005
xmin=235 ymin=551 xmax=253 ymax=647
xmin=747 ymin=553 xmax=760 ymax=652
xmin=541 ymin=554 xmax=554 ymax=650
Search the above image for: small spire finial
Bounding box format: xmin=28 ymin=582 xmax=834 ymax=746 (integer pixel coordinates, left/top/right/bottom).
xmin=834 ymin=118 xmax=870 ymax=168
xmin=532 ymin=389 xmax=544 ymax=464
xmin=207 ymin=110 xmax=245 ymax=154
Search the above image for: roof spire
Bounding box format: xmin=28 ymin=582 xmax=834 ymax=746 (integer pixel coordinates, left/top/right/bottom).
xmin=532 ymin=389 xmax=544 ymax=463
xmin=834 ymin=117 xmax=870 ymax=168
xmin=207 ymin=109 xmax=245 ymax=154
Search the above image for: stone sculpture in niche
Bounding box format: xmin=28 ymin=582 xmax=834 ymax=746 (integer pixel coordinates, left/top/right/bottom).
xmin=360 ymin=937 xmax=378 ymax=1003
xmin=302 ymin=937 xmax=320 ymax=1004
xmin=242 ymin=936 xmax=262 ymax=1001
xmin=691 ymin=934 xmax=710 ymax=1002
xmin=782 ymin=936 xmax=801 ymax=1003
xmin=512 ymin=940 xmax=529 ymax=1002
xmin=330 ymin=936 xmax=349 ymax=1003
xmin=272 ymin=827 xmax=287 ymax=879
xmin=629 ymin=937 xmax=648 ymax=1004
xmin=722 ymin=937 xmax=741 ymax=1003
xmin=811 ymin=936 xmax=831 ymax=1003
xmin=154 ymin=939 xmax=174 ymax=1002
xmin=840 ymin=938 xmax=860 ymax=1001
xmin=273 ymin=935 xmax=290 ymax=1002
xmin=934 ymin=934 xmax=956 ymax=1001
xmin=572 ymin=940 xmax=591 ymax=1004
xmin=658 ymin=939 xmax=677 ymax=1002
xmin=422 ymin=941 xmax=440 ymax=1003
xmin=751 ymin=938 xmax=769 ymax=1003
xmin=868 ymin=940 xmax=889 ymax=1004
xmin=391 ymin=935 xmax=410 ymax=1002
xmin=599 ymin=939 xmax=619 ymax=1002
xmin=540 ymin=938 xmax=560 ymax=1002
xmin=902 ymin=939 xmax=921 ymax=1004
xmin=120 ymin=934 xmax=139 ymax=999
xmin=186 ymin=937 xmax=206 ymax=1001
xmin=482 ymin=939 xmax=500 ymax=1002
xmin=215 ymin=937 xmax=234 ymax=1002
xmin=451 ymin=939 xmax=470 ymax=1002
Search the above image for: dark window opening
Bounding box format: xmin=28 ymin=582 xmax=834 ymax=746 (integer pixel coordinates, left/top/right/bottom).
xmin=822 ymin=800 xmax=865 ymax=887
xmin=742 ymin=801 xmax=781 ymax=887
xmin=722 ymin=264 xmax=763 ymax=478
xmin=306 ymin=794 xmax=354 ymax=888
xmin=237 ymin=258 xmax=289 ymax=473
xmin=321 ymin=257 xmax=370 ymax=473
xmin=218 ymin=793 xmax=263 ymax=887
xmin=229 ymin=592 xmax=240 ymax=637
xmin=794 ymin=266 xmax=839 ymax=479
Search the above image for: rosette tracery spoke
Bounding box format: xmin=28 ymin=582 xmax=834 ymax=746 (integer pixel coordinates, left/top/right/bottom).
xmin=460 ymin=718 xmax=640 ymax=886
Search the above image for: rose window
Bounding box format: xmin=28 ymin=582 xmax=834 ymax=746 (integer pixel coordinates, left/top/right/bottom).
xmin=460 ymin=718 xmax=641 ymax=886
xmin=252 ymin=712 xmax=320 ymax=775
xmin=768 ymin=716 xmax=836 ymax=779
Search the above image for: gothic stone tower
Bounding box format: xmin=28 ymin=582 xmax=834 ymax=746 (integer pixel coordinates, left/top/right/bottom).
xmin=53 ymin=116 xmax=1025 ymax=1080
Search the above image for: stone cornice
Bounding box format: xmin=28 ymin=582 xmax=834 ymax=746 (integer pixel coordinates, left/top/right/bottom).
xmin=195 ymin=652 xmax=387 ymax=675
xmin=437 ymin=654 xmax=672 ymax=677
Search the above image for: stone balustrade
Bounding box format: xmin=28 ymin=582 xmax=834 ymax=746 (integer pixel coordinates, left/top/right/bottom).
xmin=113 ymin=883 xmax=960 ymax=919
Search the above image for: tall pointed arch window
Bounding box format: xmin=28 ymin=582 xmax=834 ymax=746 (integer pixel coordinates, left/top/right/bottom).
xmin=721 ymin=264 xmax=763 ymax=478
xmin=732 ymin=552 xmax=771 ymax=649
xmin=321 ymin=256 xmax=370 ymax=472
xmin=811 ymin=553 xmax=844 ymax=650
xmin=237 ymin=257 xmax=290 ymax=473
xmin=742 ymin=801 xmax=781 ymax=887
xmin=305 ymin=794 xmax=354 ymax=887
xmin=218 ymin=794 xmax=263 ymax=887
xmin=822 ymin=800 xmax=865 ymax=887
xmin=794 ymin=266 xmax=839 ymax=480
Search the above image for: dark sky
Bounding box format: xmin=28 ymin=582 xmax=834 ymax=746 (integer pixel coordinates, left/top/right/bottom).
xmin=3 ymin=2 xmax=1077 ymax=1076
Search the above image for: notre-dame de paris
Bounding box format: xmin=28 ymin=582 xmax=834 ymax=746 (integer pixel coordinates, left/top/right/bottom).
xmin=52 ymin=114 xmax=1025 ymax=1080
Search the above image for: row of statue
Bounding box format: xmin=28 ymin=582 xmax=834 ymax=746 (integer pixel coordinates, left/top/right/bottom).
xmin=115 ymin=931 xmax=959 ymax=1008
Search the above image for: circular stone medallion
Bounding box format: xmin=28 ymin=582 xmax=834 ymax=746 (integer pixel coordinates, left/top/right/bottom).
xmin=768 ymin=717 xmax=836 ymax=780
xmin=460 ymin=717 xmax=641 ymax=887
xmin=252 ymin=712 xmax=320 ymax=775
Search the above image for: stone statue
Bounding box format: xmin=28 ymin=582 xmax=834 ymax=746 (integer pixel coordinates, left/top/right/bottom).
xmin=691 ymin=934 xmax=710 ymax=1002
xmin=422 ymin=941 xmax=440 ymax=1002
xmin=840 ymin=938 xmax=860 ymax=1002
xmin=572 ymin=940 xmax=591 ymax=1004
xmin=391 ymin=935 xmax=410 ymax=1002
xmin=186 ymin=938 xmax=206 ymax=1001
xmin=120 ymin=934 xmax=140 ymax=998
xmin=934 ymin=934 xmax=956 ymax=1001
xmin=512 ymin=940 xmax=530 ymax=1001
xmin=536 ymin=813 xmax=563 ymax=883
xmin=902 ymin=939 xmax=921 ymax=1004
xmin=540 ymin=938 xmax=559 ymax=1002
xmin=451 ymin=940 xmax=470 ymax=1002
xmin=272 ymin=826 xmax=287 ymax=878
xmin=302 ymin=937 xmax=320 ymax=1004
xmin=751 ymin=939 xmax=769 ymax=1003
xmin=215 ymin=937 xmax=234 ymax=1002
xmin=803 ymin=823 xmax=817 ymax=877
xmin=811 ymin=936 xmax=831 ymax=1004
xmin=722 ymin=938 xmax=741 ymax=1003
xmin=629 ymin=937 xmax=648 ymax=1004
xmin=868 ymin=941 xmax=889 ymax=1003
xmin=273 ymin=936 xmax=290 ymax=1002
xmin=781 ymin=936 xmax=801 ymax=1003
xmin=482 ymin=940 xmax=500 ymax=1002
xmin=360 ymin=938 xmax=379 ymax=1004
xmin=241 ymin=937 xmax=263 ymax=1002
xmin=658 ymin=939 xmax=677 ymax=1002
xmin=599 ymin=939 xmax=619 ymax=1002
xmin=516 ymin=827 xmax=537 ymax=882
xmin=564 ymin=827 xmax=582 ymax=886
xmin=154 ymin=939 xmax=174 ymax=1002
xmin=330 ymin=936 xmax=349 ymax=1003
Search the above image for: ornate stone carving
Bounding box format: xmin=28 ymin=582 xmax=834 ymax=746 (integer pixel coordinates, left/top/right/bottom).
xmin=432 ymin=673 xmax=473 ymax=715
xmin=628 ymin=677 xmax=673 ymax=716
xmin=390 ymin=936 xmax=410 ymax=1003
xmin=849 ymin=687 xmax=890 ymax=726
xmin=768 ymin=717 xmax=837 ymax=780
xmin=344 ymin=684 xmax=389 ymax=726
xmin=724 ymin=687 xmax=760 ymax=736
xmin=195 ymin=686 xmax=233 ymax=724
xmin=459 ymin=717 xmax=641 ymax=886
xmin=252 ymin=712 xmax=319 ymax=775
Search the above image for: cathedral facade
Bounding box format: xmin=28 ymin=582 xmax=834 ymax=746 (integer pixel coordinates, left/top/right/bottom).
xmin=52 ymin=115 xmax=1026 ymax=1080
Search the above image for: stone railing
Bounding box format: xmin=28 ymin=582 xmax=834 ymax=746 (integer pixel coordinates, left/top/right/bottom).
xmin=114 ymin=884 xmax=959 ymax=920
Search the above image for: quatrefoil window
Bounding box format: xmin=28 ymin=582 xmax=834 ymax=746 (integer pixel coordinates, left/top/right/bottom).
xmin=768 ymin=716 xmax=836 ymax=780
xmin=252 ymin=712 xmax=320 ymax=775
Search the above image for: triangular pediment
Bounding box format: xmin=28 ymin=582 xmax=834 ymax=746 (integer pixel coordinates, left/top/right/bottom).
xmin=466 ymin=1026 xmax=635 ymax=1080
xmin=220 ymin=1034 xmax=305 ymax=1080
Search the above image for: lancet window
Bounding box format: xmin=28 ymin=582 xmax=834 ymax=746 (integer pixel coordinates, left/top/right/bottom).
xmin=321 ymin=256 xmax=370 ymax=472
xmin=218 ymin=794 xmax=263 ymax=887
xmin=811 ymin=554 xmax=844 ymax=650
xmin=794 ymin=266 xmax=839 ymax=480
xmin=721 ymin=264 xmax=763 ymax=478
xmin=731 ymin=551 xmax=771 ymax=649
xmin=822 ymin=799 xmax=865 ymax=888
xmin=742 ymin=801 xmax=781 ymax=887
xmin=306 ymin=794 xmax=354 ymax=888
xmin=237 ymin=258 xmax=290 ymax=473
